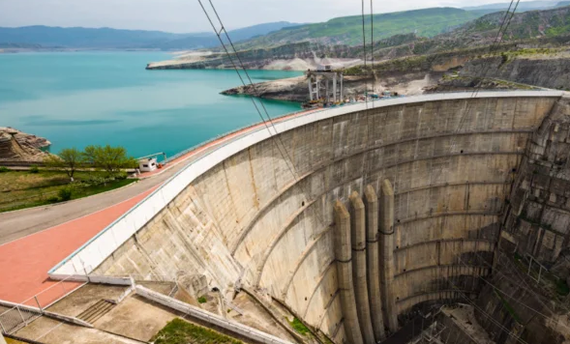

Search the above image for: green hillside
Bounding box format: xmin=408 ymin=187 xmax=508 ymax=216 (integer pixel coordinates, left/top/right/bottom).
xmin=237 ymin=7 xmax=487 ymax=48
xmin=453 ymin=5 xmax=570 ymax=40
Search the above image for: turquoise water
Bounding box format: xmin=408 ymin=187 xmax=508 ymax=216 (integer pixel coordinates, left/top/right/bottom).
xmin=0 ymin=52 xmax=302 ymax=159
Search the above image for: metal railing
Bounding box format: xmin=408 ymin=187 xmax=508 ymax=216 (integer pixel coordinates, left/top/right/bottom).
xmin=0 ymin=305 xmax=39 ymax=335
xmin=0 ymin=275 xmax=86 ymax=335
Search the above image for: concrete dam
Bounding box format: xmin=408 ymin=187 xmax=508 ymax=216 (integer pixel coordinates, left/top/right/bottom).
xmin=50 ymin=91 xmax=570 ymax=343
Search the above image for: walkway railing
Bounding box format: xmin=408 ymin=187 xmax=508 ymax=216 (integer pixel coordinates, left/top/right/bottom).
xmin=0 ymin=275 xmax=86 ymax=335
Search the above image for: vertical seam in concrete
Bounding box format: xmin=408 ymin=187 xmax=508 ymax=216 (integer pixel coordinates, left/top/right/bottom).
xmin=254 ymin=200 xmax=316 ymax=286
xmin=280 ymin=227 xmax=333 ymax=299
xmin=316 ymin=289 xmax=340 ymax=329
xmin=302 ymin=259 xmax=336 ymax=319
xmin=247 ymin=148 xmax=261 ymax=210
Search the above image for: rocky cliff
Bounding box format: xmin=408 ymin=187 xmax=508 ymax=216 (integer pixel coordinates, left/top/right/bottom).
xmin=220 ymin=47 xmax=555 ymax=102
xmin=0 ymin=127 xmax=51 ymax=163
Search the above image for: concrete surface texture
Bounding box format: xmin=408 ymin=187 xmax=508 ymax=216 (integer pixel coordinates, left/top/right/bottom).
xmin=14 ymin=316 xmax=142 ymax=344
xmin=84 ymin=92 xmax=565 ymax=341
xmin=503 ymin=95 xmax=570 ymax=264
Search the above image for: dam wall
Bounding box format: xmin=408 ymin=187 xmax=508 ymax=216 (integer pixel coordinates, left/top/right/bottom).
xmin=50 ymin=91 xmax=564 ymax=341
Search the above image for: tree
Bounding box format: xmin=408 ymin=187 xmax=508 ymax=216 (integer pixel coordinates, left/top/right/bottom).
xmin=82 ymin=145 xmax=138 ymax=176
xmin=44 ymin=148 xmax=83 ymax=181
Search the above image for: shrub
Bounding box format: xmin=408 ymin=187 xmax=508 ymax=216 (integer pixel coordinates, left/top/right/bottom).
xmin=47 ymin=196 xmax=60 ymax=204
xmin=0 ymin=166 xmax=9 ymax=173
xmin=83 ymin=145 xmax=138 ymax=175
xmin=84 ymin=175 xmax=108 ymax=187
xmin=29 ymin=166 xmax=40 ymax=174
xmin=115 ymin=172 xmax=128 ymax=180
xmin=197 ymin=296 xmax=207 ymax=304
xmin=58 ymin=187 xmax=73 ymax=202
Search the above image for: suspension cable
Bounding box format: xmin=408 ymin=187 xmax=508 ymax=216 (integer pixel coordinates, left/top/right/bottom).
xmin=197 ymin=0 xmax=333 ymax=230
xmin=361 ymin=0 xmax=369 ymax=108
xmin=449 ymin=0 xmax=520 ymax=154
xmin=370 ymin=0 xmax=375 ymax=106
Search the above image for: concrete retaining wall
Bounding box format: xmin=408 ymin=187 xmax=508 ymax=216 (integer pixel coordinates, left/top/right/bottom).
xmin=50 ymin=91 xmax=564 ymax=340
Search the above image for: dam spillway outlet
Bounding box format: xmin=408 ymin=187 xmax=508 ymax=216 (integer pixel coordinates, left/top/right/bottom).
xmin=50 ymin=91 xmax=570 ymax=344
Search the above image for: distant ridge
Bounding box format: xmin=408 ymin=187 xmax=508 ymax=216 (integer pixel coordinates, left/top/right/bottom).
xmin=463 ymin=0 xmax=562 ymax=12
xmin=234 ymin=7 xmax=487 ymax=48
xmin=0 ymin=22 xmax=299 ymax=50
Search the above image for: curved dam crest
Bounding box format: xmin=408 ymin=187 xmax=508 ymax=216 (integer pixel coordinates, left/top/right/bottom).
xmin=50 ymin=91 xmax=566 ymax=343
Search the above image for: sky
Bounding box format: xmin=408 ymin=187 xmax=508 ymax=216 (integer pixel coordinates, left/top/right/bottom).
xmin=0 ymin=0 xmax=538 ymax=33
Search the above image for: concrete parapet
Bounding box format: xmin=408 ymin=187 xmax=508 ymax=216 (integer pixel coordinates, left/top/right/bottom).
xmin=364 ymin=185 xmax=386 ymax=341
xmin=334 ymin=200 xmax=363 ymax=344
xmin=380 ymin=180 xmax=398 ymax=333
xmin=349 ymin=192 xmax=375 ymax=344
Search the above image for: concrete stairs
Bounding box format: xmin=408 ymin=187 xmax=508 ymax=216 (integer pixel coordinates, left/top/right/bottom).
xmin=76 ymin=300 xmax=115 ymax=324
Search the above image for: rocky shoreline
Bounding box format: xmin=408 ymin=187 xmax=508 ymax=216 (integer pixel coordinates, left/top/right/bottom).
xmin=0 ymin=127 xmax=51 ymax=163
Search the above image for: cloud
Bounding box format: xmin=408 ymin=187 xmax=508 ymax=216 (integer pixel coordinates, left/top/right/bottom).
xmin=0 ymin=0 xmax=524 ymax=33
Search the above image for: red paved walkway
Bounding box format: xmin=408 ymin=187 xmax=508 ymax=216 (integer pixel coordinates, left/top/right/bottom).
xmin=0 ymin=108 xmax=319 ymax=308
xmin=0 ymin=188 xmax=154 ymax=307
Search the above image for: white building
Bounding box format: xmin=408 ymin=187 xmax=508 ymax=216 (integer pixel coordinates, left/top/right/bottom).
xmin=139 ymin=158 xmax=158 ymax=172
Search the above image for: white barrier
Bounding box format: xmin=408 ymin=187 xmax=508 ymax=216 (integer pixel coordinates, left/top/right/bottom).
xmin=135 ymin=285 xmax=294 ymax=344
xmin=49 ymin=91 xmax=564 ymax=277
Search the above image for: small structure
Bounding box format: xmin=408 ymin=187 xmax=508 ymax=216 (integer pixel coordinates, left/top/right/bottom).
xmin=139 ymin=158 xmax=158 ymax=172
xmin=137 ymin=152 xmax=167 ymax=173
xmin=306 ymin=66 xmax=344 ymax=105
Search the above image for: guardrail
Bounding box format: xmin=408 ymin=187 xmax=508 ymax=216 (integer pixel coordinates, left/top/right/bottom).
xmin=0 ymin=275 xmax=88 ymax=335
xmin=49 ymin=91 xmax=565 ymax=278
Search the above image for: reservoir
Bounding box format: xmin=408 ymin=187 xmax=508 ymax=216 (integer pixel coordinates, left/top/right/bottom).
xmin=0 ymin=51 xmax=302 ymax=158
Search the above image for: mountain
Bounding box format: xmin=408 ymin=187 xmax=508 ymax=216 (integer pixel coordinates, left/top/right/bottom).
xmin=149 ymin=4 xmax=570 ymax=71
xmin=556 ymin=1 xmax=570 ymax=7
xmin=234 ymin=8 xmax=487 ymax=49
xmin=151 ymin=21 xmax=299 ymax=50
xmin=463 ymin=1 xmax=562 ymax=12
xmin=0 ymin=22 xmax=299 ymax=50
xmin=452 ymin=4 xmax=570 ymax=40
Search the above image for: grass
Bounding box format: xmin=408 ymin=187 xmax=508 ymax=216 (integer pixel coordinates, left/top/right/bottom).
xmin=0 ymin=169 xmax=137 ymax=213
xmin=151 ymin=318 xmax=242 ymax=344
xmin=288 ymin=317 xmax=310 ymax=336
xmin=238 ymin=7 xmax=485 ymax=48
